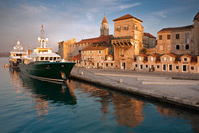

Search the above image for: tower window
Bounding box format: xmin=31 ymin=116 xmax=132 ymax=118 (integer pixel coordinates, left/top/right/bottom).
xmin=176 ymin=45 xmax=180 ymax=50
xmin=167 ymin=35 xmax=171 ymax=40
xmin=176 ymin=34 xmax=180 ymax=39
xmin=185 ymin=45 xmax=189 ymax=50
xmin=159 ymin=35 xmax=162 ymax=40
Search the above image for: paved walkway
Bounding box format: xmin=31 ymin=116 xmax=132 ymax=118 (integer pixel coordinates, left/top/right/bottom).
xmin=70 ymin=67 xmax=199 ymax=110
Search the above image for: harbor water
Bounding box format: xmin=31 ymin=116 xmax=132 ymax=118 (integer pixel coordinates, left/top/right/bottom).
xmin=0 ymin=57 xmax=199 ymax=133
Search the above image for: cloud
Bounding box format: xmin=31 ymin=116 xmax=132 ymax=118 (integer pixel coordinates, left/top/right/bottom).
xmin=119 ymin=2 xmax=141 ymax=10
xmin=153 ymin=11 xmax=167 ymax=18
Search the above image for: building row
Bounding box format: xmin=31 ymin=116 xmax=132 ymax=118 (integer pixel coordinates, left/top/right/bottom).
xmin=58 ymin=11 xmax=199 ymax=73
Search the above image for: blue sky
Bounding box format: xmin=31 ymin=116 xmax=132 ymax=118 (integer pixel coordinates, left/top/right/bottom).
xmin=0 ymin=0 xmax=198 ymax=52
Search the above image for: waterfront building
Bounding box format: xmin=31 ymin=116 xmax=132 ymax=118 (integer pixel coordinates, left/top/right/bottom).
xmin=143 ymin=33 xmax=156 ymax=49
xmin=81 ymin=46 xmax=109 ymax=68
xmin=155 ymin=11 xmax=199 ymax=56
xmin=111 ymin=14 xmax=144 ymax=69
xmin=58 ymin=38 xmax=76 ymax=59
xmin=133 ymin=53 xmax=199 ymax=73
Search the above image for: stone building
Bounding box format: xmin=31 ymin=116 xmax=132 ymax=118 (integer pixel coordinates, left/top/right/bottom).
xmin=155 ymin=12 xmax=199 ymax=56
xmin=111 ymin=14 xmax=144 ymax=69
xmin=81 ymin=46 xmax=109 ymax=68
xmin=132 ymin=53 xmax=199 ymax=73
xmin=64 ymin=15 xmax=113 ymax=61
xmin=143 ymin=33 xmax=156 ymax=48
xmin=100 ymin=15 xmax=109 ymax=36
xmin=58 ymin=38 xmax=76 ymax=59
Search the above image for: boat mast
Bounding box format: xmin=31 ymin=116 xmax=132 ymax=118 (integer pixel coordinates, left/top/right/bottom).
xmin=38 ymin=25 xmax=48 ymax=48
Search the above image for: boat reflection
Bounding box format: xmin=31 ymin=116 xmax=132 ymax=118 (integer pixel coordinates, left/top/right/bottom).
xmin=9 ymin=69 xmax=77 ymax=119
xmin=19 ymin=72 xmax=77 ymax=105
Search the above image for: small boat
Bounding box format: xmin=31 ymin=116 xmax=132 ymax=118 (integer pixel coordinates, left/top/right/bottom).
xmin=19 ymin=25 xmax=75 ymax=82
xmin=9 ymin=40 xmax=27 ymax=68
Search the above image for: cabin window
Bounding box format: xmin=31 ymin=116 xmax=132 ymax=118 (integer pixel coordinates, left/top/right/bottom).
xmin=50 ymin=57 xmax=53 ymax=60
xmin=45 ymin=57 xmax=49 ymax=60
xmin=54 ymin=57 xmax=56 ymax=60
xmin=41 ymin=57 xmax=44 ymax=60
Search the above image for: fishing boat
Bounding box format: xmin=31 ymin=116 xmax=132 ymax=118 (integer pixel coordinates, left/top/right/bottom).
xmin=19 ymin=25 xmax=75 ymax=82
xmin=9 ymin=40 xmax=27 ymax=68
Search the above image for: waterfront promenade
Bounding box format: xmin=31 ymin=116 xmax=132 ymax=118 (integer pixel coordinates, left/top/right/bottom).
xmin=70 ymin=67 xmax=199 ymax=110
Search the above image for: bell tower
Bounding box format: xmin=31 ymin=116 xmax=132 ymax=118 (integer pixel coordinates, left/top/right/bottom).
xmin=100 ymin=15 xmax=109 ymax=36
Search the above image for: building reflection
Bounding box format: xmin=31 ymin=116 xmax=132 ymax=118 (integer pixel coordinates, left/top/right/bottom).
xmin=74 ymin=82 xmax=144 ymax=128
xmin=111 ymin=93 xmax=144 ymax=127
xmin=156 ymin=106 xmax=199 ymax=132
xmin=9 ymin=68 xmax=22 ymax=94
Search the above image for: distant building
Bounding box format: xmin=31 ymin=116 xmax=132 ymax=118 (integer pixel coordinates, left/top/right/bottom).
xmin=100 ymin=15 xmax=109 ymax=36
xmin=155 ymin=11 xmax=199 ymax=56
xmin=58 ymin=38 xmax=76 ymax=59
xmin=111 ymin=14 xmax=144 ymax=69
xmin=143 ymin=33 xmax=156 ymax=48
xmin=81 ymin=46 xmax=109 ymax=68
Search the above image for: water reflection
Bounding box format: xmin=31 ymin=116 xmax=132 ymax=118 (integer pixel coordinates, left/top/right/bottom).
xmin=156 ymin=106 xmax=199 ymax=132
xmin=9 ymin=69 xmax=77 ymax=119
xmin=75 ymin=83 xmax=144 ymax=128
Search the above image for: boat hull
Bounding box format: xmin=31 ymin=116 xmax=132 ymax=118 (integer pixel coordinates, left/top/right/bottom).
xmin=19 ymin=62 xmax=75 ymax=82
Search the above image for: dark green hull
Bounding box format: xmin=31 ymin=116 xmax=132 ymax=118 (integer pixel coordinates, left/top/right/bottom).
xmin=19 ymin=61 xmax=75 ymax=82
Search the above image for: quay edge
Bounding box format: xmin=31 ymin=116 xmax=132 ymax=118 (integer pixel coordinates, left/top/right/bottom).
xmin=70 ymin=74 xmax=199 ymax=111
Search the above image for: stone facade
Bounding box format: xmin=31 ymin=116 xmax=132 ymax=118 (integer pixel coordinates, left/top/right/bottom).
xmin=81 ymin=46 xmax=108 ymax=68
xmin=133 ymin=53 xmax=199 ymax=73
xmin=100 ymin=16 xmax=109 ymax=36
xmin=111 ymin=14 xmax=144 ymax=69
xmin=155 ymin=12 xmax=199 ymax=56
xmin=143 ymin=33 xmax=156 ymax=48
xmin=58 ymin=38 xmax=76 ymax=59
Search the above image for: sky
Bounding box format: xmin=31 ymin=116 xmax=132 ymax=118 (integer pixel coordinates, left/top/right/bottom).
xmin=0 ymin=0 xmax=198 ymax=53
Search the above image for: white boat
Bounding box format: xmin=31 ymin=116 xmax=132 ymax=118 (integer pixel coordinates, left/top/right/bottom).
xmin=9 ymin=40 xmax=27 ymax=68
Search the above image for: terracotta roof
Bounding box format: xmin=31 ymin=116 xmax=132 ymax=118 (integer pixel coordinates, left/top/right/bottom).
xmin=194 ymin=11 xmax=199 ymax=20
xmin=69 ymin=54 xmax=81 ymax=61
xmin=113 ymin=14 xmax=143 ymax=22
xmin=182 ymin=54 xmax=192 ymax=58
xmin=76 ymin=35 xmax=112 ymax=44
xmin=190 ymin=56 xmax=197 ymax=64
xmin=139 ymin=54 xmax=147 ymax=57
xmin=158 ymin=25 xmax=193 ymax=33
xmin=102 ymin=16 xmax=108 ymax=24
xmin=144 ymin=33 xmax=156 ymax=38
xmin=82 ymin=46 xmax=108 ymax=51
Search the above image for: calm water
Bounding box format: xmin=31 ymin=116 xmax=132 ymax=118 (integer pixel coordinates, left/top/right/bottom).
xmin=0 ymin=58 xmax=199 ymax=133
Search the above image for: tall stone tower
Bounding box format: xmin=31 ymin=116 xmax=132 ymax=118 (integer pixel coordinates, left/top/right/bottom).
xmin=100 ymin=15 xmax=109 ymax=36
xmin=193 ymin=11 xmax=199 ymax=55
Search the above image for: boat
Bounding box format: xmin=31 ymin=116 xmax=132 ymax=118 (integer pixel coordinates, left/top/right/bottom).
xmin=19 ymin=25 xmax=75 ymax=82
xmin=9 ymin=39 xmax=27 ymax=68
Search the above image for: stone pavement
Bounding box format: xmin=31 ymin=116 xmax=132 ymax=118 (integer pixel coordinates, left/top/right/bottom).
xmin=70 ymin=67 xmax=199 ymax=110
